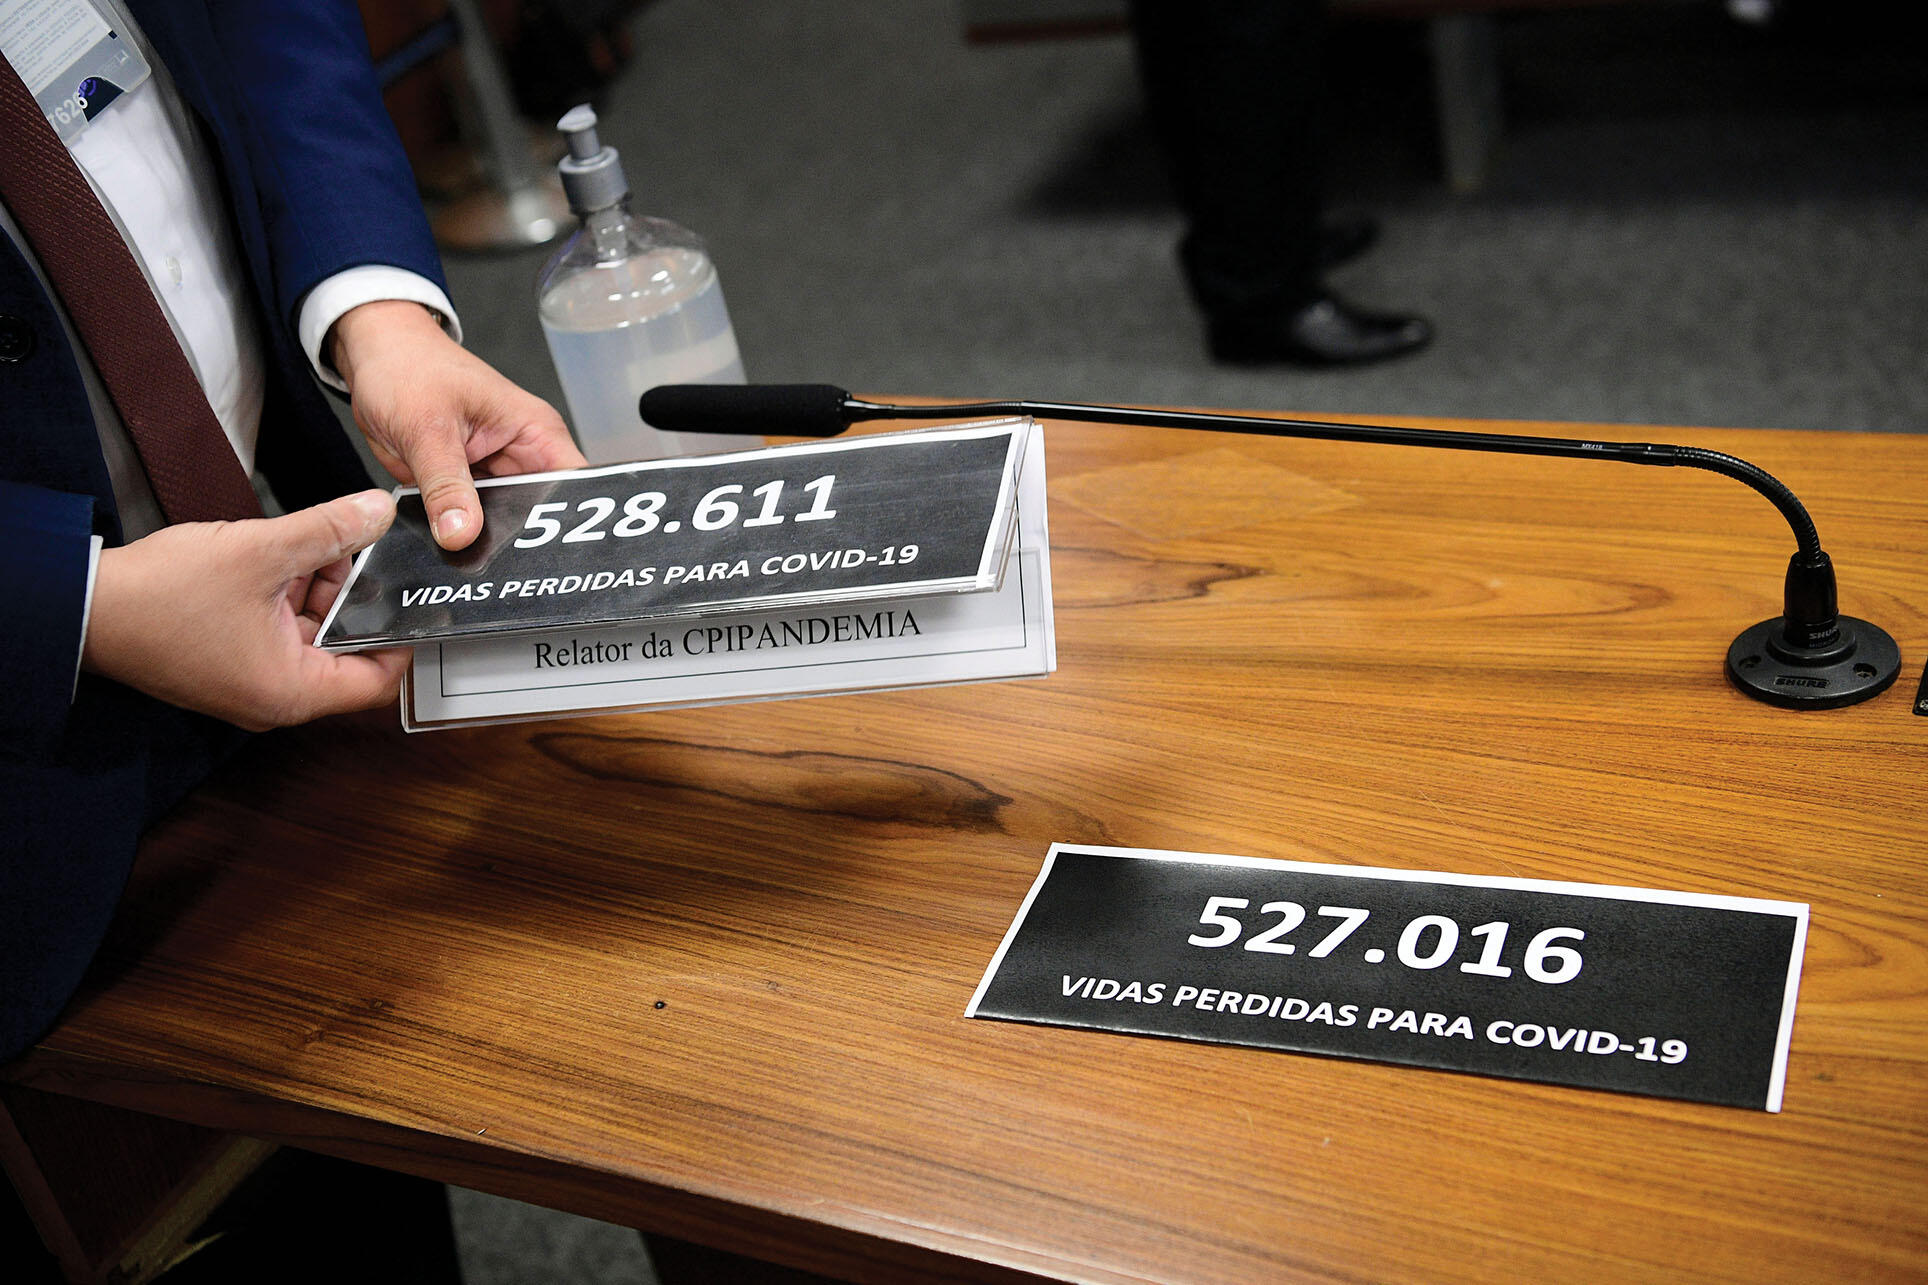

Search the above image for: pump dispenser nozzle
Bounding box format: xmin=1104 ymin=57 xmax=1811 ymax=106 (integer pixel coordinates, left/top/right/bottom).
xmin=555 ymin=105 xmax=628 ymax=214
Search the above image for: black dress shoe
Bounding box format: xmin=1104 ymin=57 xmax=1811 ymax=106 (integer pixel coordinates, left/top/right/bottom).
xmin=1209 ymin=292 xmax=1433 ymax=368
xmin=1317 ymin=213 xmax=1380 ymax=271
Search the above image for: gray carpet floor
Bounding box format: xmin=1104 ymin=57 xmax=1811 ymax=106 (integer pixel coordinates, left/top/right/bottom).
xmin=435 ymin=2 xmax=1924 ymax=1279
xmin=449 ymin=0 xmax=1926 ymax=438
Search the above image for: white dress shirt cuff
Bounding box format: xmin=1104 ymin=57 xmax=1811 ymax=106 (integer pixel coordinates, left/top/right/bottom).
xmin=298 ymin=267 xmax=463 ymax=392
xmin=76 ymin=535 xmax=104 ymax=700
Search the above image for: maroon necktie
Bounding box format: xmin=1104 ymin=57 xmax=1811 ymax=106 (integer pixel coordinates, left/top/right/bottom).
xmin=0 ymin=53 xmax=262 ymax=523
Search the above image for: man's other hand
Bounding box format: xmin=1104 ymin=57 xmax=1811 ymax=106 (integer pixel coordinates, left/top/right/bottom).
xmin=330 ymin=300 xmax=584 ymax=551
xmin=84 ymin=491 xmax=411 ymax=731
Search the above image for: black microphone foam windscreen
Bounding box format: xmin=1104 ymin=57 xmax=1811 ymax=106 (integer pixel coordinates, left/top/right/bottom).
xmin=639 ymin=384 xmax=852 ymax=437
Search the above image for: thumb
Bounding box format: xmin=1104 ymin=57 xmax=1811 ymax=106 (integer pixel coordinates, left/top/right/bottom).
xmin=263 ymin=489 xmax=396 ymax=578
xmin=404 ymin=432 xmax=484 ymax=551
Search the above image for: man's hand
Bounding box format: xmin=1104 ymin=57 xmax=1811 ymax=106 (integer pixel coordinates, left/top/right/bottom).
xmin=330 ymin=300 xmax=584 ymax=551
xmin=84 ymin=491 xmax=411 ymax=731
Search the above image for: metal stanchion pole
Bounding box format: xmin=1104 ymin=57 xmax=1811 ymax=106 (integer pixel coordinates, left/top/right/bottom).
xmin=432 ymin=0 xmax=571 ymax=250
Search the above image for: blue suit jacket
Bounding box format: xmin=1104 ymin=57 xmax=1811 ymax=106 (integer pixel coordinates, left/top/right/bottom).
xmin=0 ymin=1 xmax=447 ymax=1059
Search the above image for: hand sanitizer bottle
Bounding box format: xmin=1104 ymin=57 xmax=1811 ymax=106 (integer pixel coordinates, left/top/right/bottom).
xmin=537 ymin=105 xmax=750 ymax=464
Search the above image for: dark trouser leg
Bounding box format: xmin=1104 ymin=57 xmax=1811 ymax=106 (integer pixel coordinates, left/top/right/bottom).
xmin=1128 ymin=0 xmax=1329 ymax=325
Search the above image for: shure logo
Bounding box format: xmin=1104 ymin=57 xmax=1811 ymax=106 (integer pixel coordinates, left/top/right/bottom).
xmin=1774 ymin=676 xmax=1829 ymax=689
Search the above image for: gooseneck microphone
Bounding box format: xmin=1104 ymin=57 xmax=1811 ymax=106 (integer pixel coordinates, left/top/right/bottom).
xmin=638 ymin=383 xmax=1901 ymax=710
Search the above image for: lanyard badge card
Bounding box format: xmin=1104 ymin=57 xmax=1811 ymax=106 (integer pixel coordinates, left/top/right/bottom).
xmin=0 ymin=0 xmax=152 ymax=140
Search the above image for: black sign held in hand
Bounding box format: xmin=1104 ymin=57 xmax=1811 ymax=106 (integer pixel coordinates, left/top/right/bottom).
xmin=316 ymin=423 xmax=1028 ymax=651
xmin=970 ymin=846 xmax=1809 ymax=1111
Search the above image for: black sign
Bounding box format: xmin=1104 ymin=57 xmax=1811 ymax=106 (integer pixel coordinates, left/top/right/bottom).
xmin=968 ymin=847 xmax=1807 ymax=1110
xmin=317 ymin=425 xmax=1026 ymax=651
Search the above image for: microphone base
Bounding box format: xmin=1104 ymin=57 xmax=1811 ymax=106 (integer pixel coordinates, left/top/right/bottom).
xmin=1727 ymin=616 xmax=1900 ymax=709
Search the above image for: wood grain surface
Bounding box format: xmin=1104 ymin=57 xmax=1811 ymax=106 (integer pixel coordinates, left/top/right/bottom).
xmin=9 ymin=414 xmax=1926 ymax=1284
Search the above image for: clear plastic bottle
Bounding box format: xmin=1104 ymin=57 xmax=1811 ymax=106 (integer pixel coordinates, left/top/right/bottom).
xmin=537 ymin=105 xmax=750 ymax=464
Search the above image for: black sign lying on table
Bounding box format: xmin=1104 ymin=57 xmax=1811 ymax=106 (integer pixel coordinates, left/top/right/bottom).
xmin=968 ymin=846 xmax=1808 ymax=1111
xmin=316 ymin=422 xmax=1029 ymax=651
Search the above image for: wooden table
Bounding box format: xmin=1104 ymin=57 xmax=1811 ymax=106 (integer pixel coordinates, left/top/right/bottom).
xmin=7 ymin=414 xmax=1926 ymax=1283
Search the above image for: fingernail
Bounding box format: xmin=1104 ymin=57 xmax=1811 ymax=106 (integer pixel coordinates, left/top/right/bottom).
xmin=436 ymin=509 xmax=470 ymax=542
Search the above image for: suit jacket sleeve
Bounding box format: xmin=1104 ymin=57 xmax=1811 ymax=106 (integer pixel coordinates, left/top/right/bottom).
xmin=190 ymin=0 xmax=449 ymax=329
xmin=0 ymin=482 xmax=94 ymax=751
xmin=0 ymin=221 xmax=119 ymax=753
